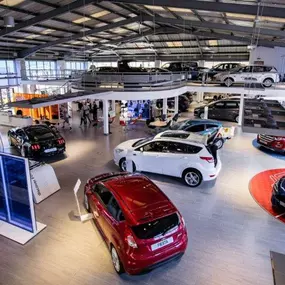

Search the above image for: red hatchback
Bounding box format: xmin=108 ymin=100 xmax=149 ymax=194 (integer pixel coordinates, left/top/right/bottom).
xmin=84 ymin=172 xmax=188 ymax=275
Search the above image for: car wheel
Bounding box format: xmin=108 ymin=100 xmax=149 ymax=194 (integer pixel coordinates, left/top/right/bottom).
xmin=111 ymin=246 xmax=124 ymax=274
xmin=235 ymin=115 xmax=239 ymax=123
xmin=7 ymin=135 xmax=13 ymax=146
xmin=84 ymin=193 xmax=90 ymax=212
xmin=119 ymin=158 xmax=136 ymax=172
xmin=224 ymin=78 xmax=233 ymax=87
xmin=21 ymin=147 xmax=27 ymax=157
xmin=182 ymin=169 xmax=202 ymax=187
xmin=262 ymin=78 xmax=274 ymax=88
xmin=199 ymin=112 xmax=205 ymax=119
xmin=215 ymin=139 xmax=224 ymax=150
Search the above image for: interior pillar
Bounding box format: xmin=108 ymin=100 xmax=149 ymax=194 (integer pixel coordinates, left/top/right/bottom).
xmin=103 ymin=99 xmax=109 ymax=135
xmin=174 ymin=96 xmax=179 ymax=114
xmin=162 ymin=98 xmax=167 ymax=119
xmin=238 ymin=93 xmax=244 ymax=126
xmin=155 ymin=60 xmax=161 ymax=68
xmin=111 ymin=100 xmax=116 ymax=112
xmin=197 ymin=91 xmax=204 ymax=103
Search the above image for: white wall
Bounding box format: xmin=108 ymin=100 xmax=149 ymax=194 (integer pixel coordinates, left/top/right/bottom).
xmin=249 ymin=46 xmax=285 ymax=74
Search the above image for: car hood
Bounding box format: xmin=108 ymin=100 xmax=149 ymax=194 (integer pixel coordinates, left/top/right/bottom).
xmin=115 ymin=138 xmax=142 ymax=150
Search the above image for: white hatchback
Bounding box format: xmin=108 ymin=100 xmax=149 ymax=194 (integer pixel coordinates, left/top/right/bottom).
xmin=215 ymin=65 xmax=280 ymax=87
xmin=114 ymin=131 xmax=222 ymax=187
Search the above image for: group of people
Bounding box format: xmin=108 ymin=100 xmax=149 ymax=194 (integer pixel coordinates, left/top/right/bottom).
xmin=78 ymin=99 xmax=103 ymax=127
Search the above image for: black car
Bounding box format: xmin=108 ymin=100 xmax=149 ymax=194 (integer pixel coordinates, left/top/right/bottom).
xmin=271 ymin=176 xmax=285 ymax=209
xmin=157 ymin=94 xmax=191 ymax=112
xmin=8 ymin=124 xmax=66 ymax=158
xmin=194 ymin=100 xmax=240 ymax=123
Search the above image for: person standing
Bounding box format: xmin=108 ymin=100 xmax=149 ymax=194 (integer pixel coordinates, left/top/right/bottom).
xmin=83 ymin=101 xmax=92 ymax=124
xmin=79 ymin=107 xmax=86 ymax=127
xmin=62 ymin=106 xmax=72 ymax=130
xmin=92 ymin=101 xmax=98 ymax=126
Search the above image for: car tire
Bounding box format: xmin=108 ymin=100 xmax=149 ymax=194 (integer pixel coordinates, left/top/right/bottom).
xmin=7 ymin=135 xmax=13 ymax=146
xmin=224 ymin=78 xmax=234 ymax=87
xmin=262 ymin=78 xmax=274 ymax=88
xmin=234 ymin=115 xmax=239 ymax=123
xmin=84 ymin=193 xmax=90 ymax=212
xmin=119 ymin=158 xmax=136 ymax=172
xmin=215 ymin=138 xmax=224 ymax=150
xmin=182 ymin=168 xmax=202 ymax=187
xmin=111 ymin=246 xmax=124 ymax=274
xmin=199 ymin=112 xmax=205 ymax=119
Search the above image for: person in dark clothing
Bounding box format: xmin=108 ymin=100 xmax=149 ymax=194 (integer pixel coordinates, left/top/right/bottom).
xmin=99 ymin=100 xmax=103 ymax=111
xmin=93 ymin=101 xmax=98 ymax=126
xmin=78 ymin=101 xmax=83 ymax=112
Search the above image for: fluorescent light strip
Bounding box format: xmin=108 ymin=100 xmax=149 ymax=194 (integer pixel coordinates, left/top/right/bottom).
xmin=90 ymin=10 xmax=110 ymax=18
xmin=73 ymin=17 xmax=91 ymax=24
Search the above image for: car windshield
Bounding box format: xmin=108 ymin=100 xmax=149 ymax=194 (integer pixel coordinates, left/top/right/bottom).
xmin=132 ymin=213 xmax=179 ymax=240
xmin=171 ymin=120 xmax=193 ymax=130
xmin=25 ymin=126 xmax=53 ymax=139
xmin=132 ymin=137 xmax=153 ymax=147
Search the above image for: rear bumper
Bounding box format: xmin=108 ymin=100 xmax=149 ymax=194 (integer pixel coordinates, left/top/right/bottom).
xmin=257 ymin=139 xmax=285 ymax=153
xmin=32 ymin=147 xmax=65 ymax=157
xmin=203 ymin=159 xmax=222 ymax=181
xmin=124 ymin=233 xmax=188 ymax=275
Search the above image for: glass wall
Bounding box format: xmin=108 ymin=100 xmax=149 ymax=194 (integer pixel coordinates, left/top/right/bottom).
xmin=66 ymin=61 xmax=87 ymax=70
xmin=26 ymin=60 xmax=56 ymax=80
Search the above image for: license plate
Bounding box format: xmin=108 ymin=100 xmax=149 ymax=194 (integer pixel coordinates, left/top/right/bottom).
xmin=44 ymin=147 xmax=57 ymax=153
xmin=151 ymin=237 xmax=173 ymax=251
xmin=280 ymin=201 xmax=285 ymax=207
xmin=259 ymin=140 xmax=268 ymax=145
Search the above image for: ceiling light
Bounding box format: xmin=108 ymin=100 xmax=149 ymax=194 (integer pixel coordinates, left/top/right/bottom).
xmin=259 ymin=16 xmax=285 ymax=23
xmin=226 ymin=13 xmax=255 ymax=20
xmin=26 ymin=34 xmax=40 ymax=39
xmin=73 ymin=17 xmax=91 ymax=24
xmin=3 ymin=15 xmax=14 ymax=27
xmin=247 ymin=45 xmax=256 ymax=50
xmin=168 ymin=7 xmax=192 ymax=13
xmin=16 ymin=39 xmax=26 ymax=42
xmin=166 ymin=41 xmax=182 ymax=47
xmin=203 ymin=47 xmax=211 ymax=50
xmin=0 ymin=0 xmax=24 ymax=6
xmin=208 ymin=40 xmax=218 ymax=46
xmin=144 ymin=5 xmax=165 ymax=11
xmin=91 ymin=10 xmax=110 ymax=18
xmin=41 ymin=29 xmax=55 ymax=34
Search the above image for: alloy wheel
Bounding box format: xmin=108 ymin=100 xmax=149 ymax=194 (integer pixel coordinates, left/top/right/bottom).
xmin=263 ymin=79 xmax=273 ymax=87
xmin=111 ymin=247 xmax=121 ymax=273
xmin=225 ymin=78 xmax=233 ymax=87
xmin=120 ymin=160 xmax=127 ymax=171
xmin=185 ymin=172 xmax=200 ymax=187
xmin=215 ymin=139 xmax=223 ymax=149
xmin=199 ymin=112 xmax=205 ymax=119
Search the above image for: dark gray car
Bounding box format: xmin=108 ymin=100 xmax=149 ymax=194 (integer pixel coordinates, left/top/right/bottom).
xmin=194 ymin=100 xmax=240 ymax=123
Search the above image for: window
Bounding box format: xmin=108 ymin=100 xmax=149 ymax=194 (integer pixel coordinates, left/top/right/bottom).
xmin=142 ymin=141 xmax=168 ymax=152
xmin=264 ymin=66 xmax=275 ymax=72
xmin=186 ymin=124 xmax=205 ymax=132
xmin=214 ymin=102 xmax=225 ymax=108
xmin=132 ymin=137 xmax=153 ymax=147
xmin=95 ymin=184 xmax=112 ymax=206
xmin=132 ymin=213 xmax=179 ymax=239
xmin=241 ymin=66 xmax=251 ymax=72
xmin=107 ymin=197 xmax=124 ymax=221
xmin=252 ymin=66 xmax=265 ymax=73
xmin=225 ymin=102 xmax=238 ymax=108
xmin=206 ymin=123 xmax=219 ymax=129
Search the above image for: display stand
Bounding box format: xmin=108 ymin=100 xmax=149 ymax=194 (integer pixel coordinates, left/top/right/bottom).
xmin=73 ymin=179 xmax=93 ymax=222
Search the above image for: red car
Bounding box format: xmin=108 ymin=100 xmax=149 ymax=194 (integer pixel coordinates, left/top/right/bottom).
xmin=84 ymin=172 xmax=188 ymax=275
xmin=257 ymin=134 xmax=285 ymax=153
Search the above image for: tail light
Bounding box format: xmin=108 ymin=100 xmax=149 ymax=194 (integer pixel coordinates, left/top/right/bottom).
xmin=57 ymin=138 xmax=65 ymax=144
xmin=200 ymin=156 xmax=214 ymax=163
xmin=31 ymin=144 xmax=40 ymax=150
xmin=126 ymin=233 xmax=138 ymax=248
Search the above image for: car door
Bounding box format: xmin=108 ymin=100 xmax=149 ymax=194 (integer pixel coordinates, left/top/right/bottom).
xmin=239 ymin=66 xmax=252 ymax=83
xmin=133 ymin=141 xmax=165 ymax=174
xmin=208 ymin=102 xmax=225 ymax=119
xmin=223 ymin=101 xmax=239 ymax=120
xmin=252 ymin=66 xmax=264 ymax=83
xmin=89 ymin=184 xmax=113 ymax=239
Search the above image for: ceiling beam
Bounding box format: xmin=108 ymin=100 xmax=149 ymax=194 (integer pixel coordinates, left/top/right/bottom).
xmin=18 ymin=16 xmax=141 ymax=58
xmin=142 ymin=15 xmax=285 ymax=39
xmin=112 ymin=0 xmax=285 ymax=18
xmin=0 ymin=0 xmax=102 ymax=38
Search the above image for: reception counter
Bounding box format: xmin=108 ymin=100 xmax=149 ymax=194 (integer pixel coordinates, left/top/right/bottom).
xmin=0 ymin=111 xmax=33 ymax=127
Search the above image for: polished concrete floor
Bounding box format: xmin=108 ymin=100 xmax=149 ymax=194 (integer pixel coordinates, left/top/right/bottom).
xmin=0 ymin=110 xmax=285 ymax=285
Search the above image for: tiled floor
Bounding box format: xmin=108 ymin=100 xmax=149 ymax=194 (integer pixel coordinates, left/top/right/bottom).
xmin=0 ymin=111 xmax=285 ymax=285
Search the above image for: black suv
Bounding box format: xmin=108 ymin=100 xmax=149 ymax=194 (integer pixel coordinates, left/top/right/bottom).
xmin=194 ymin=99 xmax=240 ymax=123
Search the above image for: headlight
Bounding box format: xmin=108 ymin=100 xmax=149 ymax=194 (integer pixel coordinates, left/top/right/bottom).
xmin=115 ymin=148 xmax=124 ymax=154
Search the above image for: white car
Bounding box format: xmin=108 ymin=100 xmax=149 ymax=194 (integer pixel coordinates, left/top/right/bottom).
xmin=113 ymin=131 xmax=222 ymax=187
xmin=215 ymin=65 xmax=280 ymax=87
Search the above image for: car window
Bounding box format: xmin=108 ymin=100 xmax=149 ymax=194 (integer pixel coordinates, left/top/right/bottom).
xmin=225 ymin=102 xmax=238 ymax=108
xmin=95 ymin=184 xmax=113 ymax=206
xmin=214 ymin=102 xmax=225 ymax=108
xmin=252 ymin=66 xmax=264 ymax=73
xmin=264 ymin=66 xmax=275 ymax=72
xmin=132 ymin=213 xmax=179 ymax=240
xmin=206 ymin=123 xmax=219 ymax=129
xmin=142 ymin=141 xmax=168 ymax=152
xmin=16 ymin=129 xmax=25 ymax=137
xmin=186 ymin=124 xmax=205 ymax=132
xmin=132 ymin=137 xmax=153 ymax=147
xmin=107 ymin=196 xmax=125 ymax=222
xmin=241 ymin=66 xmax=251 ymax=72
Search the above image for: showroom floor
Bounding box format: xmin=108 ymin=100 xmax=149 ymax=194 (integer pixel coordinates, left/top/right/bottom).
xmin=0 ymin=110 xmax=285 ymax=285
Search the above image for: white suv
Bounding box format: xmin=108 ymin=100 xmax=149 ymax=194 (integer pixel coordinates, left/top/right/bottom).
xmin=215 ymin=65 xmax=280 ymax=87
xmin=113 ymin=131 xmax=222 ymax=187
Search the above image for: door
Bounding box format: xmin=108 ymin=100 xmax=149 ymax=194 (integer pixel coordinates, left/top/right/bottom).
xmin=252 ymin=66 xmax=264 ymax=83
xmin=239 ymin=66 xmax=252 ymax=83
xmin=208 ymin=102 xmax=225 ymax=119
xmin=223 ymin=101 xmax=239 ymax=120
xmin=133 ymin=141 xmax=166 ymax=174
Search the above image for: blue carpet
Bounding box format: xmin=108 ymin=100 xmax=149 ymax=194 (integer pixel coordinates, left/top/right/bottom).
xmin=252 ymin=139 xmax=285 ymax=161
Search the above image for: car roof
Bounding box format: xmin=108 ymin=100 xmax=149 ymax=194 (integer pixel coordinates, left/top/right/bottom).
xmin=180 ymin=119 xmax=221 ymax=125
xmin=103 ymin=173 xmax=175 ymax=225
xmin=23 ymin=124 xmax=51 ymax=131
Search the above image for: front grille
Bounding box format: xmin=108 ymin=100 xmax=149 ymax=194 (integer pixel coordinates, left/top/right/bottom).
xmin=259 ymin=134 xmax=275 ymax=143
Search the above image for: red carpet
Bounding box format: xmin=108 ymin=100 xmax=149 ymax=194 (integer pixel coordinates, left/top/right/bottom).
xmin=249 ymin=169 xmax=285 ymax=224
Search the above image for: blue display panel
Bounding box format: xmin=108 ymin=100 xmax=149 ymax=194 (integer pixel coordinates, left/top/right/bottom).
xmin=0 ymin=156 xmax=34 ymax=232
xmin=0 ymin=175 xmax=7 ymax=221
